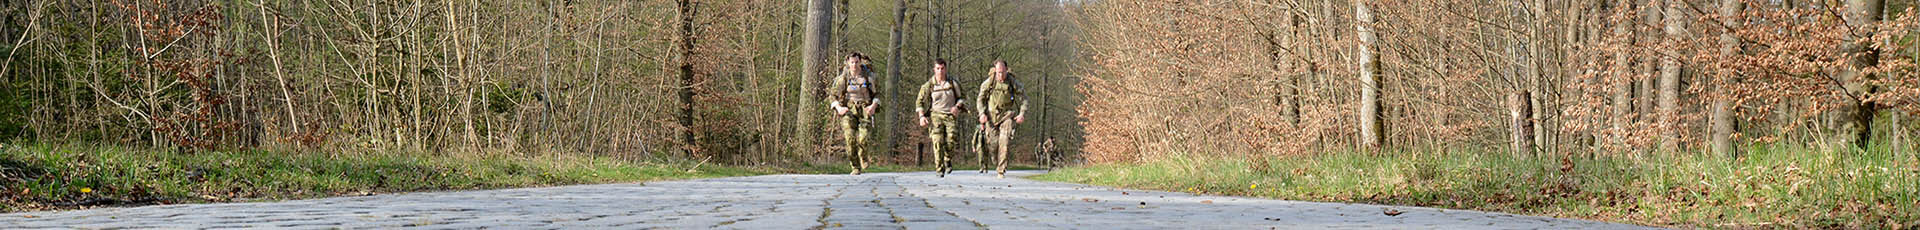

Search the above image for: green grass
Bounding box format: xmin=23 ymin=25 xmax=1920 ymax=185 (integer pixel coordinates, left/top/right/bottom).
xmin=1032 ymin=146 xmax=1920 ymax=229
xmin=0 ymin=143 xmax=766 ymax=212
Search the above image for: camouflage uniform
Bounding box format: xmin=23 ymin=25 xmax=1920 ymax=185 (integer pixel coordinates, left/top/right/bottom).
xmin=916 ymin=75 xmax=964 ymax=177
xmin=1039 ymin=138 xmax=1057 ymax=170
xmin=976 ymin=72 xmax=1027 ymax=178
xmin=831 ymin=63 xmax=879 ymax=174
xmin=973 ymin=123 xmax=990 ymax=173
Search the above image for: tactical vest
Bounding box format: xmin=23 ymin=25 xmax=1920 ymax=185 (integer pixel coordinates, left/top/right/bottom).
xmin=845 ymin=71 xmax=874 ymax=108
xmin=983 ymin=77 xmax=1016 ymax=114
xmin=929 ymin=80 xmax=959 ymax=114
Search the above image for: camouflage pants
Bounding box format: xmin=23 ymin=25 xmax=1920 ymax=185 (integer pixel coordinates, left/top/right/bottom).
xmin=927 ymin=113 xmax=958 ymax=175
xmin=973 ymin=123 xmax=990 ymax=173
xmin=981 ymin=118 xmax=1015 ymax=175
xmin=841 ymin=114 xmax=871 ymax=172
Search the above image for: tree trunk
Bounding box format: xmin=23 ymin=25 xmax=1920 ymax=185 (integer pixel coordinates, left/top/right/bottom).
xmin=1836 ymin=0 xmax=1884 ymax=149
xmin=1281 ymin=12 xmax=1304 ymax=126
xmin=1656 ymin=0 xmax=1686 ymax=152
xmin=1526 ymin=0 xmax=1550 ymax=154
xmin=836 ymin=0 xmax=850 ymax=53
xmin=1355 ymin=0 xmax=1385 ymax=150
xmin=1512 ymin=90 xmax=1535 ymax=156
xmin=1710 ymin=0 xmax=1744 ymax=156
xmin=678 ymin=0 xmax=699 ymax=157
xmin=1635 ymin=0 xmax=1660 ymax=129
xmin=798 ymin=0 xmax=835 ymax=152
xmin=887 ymin=0 xmax=908 ymax=156
xmin=260 ymin=4 xmax=301 ymax=138
xmin=1609 ymin=0 xmax=1635 ymax=149
xmin=445 ymin=0 xmax=477 ymax=150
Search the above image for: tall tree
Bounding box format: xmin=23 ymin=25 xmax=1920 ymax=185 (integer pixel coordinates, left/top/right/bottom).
xmin=1710 ymin=0 xmax=1744 ymax=156
xmin=1609 ymin=0 xmax=1636 ymax=149
xmin=1513 ymin=89 xmax=1536 ymax=155
xmin=1656 ymin=0 xmax=1687 ymax=152
xmin=1837 ymin=0 xmax=1884 ymax=149
xmin=1284 ymin=11 xmax=1303 ymax=126
xmin=1636 ymin=0 xmax=1660 ymax=128
xmin=678 ymin=0 xmax=699 ymax=157
xmin=887 ymin=0 xmax=909 ymax=156
xmin=1355 ymin=0 xmax=1385 ymax=150
xmin=799 ymin=0 xmax=836 ymax=151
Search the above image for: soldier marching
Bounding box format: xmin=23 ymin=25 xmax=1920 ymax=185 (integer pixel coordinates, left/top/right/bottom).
xmin=916 ymin=59 xmax=965 ymax=177
xmin=832 ymin=55 xmax=1034 ymax=178
xmin=830 ymin=53 xmax=879 ymax=175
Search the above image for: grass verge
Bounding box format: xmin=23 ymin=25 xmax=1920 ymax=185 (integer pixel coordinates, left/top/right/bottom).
xmin=1031 ymin=146 xmax=1920 ymax=229
xmin=0 ymin=143 xmax=765 ymax=212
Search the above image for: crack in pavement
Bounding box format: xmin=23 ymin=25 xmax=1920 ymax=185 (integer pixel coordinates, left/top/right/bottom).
xmin=0 ymin=171 xmax=1660 ymax=229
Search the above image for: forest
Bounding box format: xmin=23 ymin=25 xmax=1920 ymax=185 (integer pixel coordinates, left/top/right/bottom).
xmin=0 ymin=0 xmax=1083 ymax=165
xmin=1073 ymin=0 xmax=1919 ymax=160
xmin=4 ymin=0 xmax=1919 ymax=227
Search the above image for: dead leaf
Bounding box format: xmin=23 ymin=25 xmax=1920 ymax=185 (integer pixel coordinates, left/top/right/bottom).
xmin=1082 ymin=198 xmax=1099 ymax=202
xmin=1384 ymin=208 xmax=1403 ymax=216
xmin=1200 ymin=200 xmax=1213 ymax=204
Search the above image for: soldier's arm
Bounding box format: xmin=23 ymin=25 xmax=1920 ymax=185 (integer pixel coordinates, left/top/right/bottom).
xmin=829 ymin=70 xmax=848 ymax=110
xmin=863 ymin=67 xmax=879 ymax=111
xmin=976 ymin=79 xmax=993 ymax=119
xmin=975 ymin=79 xmax=992 ymax=107
xmin=916 ymin=80 xmax=933 ymax=119
xmin=956 ymin=87 xmax=967 ymax=113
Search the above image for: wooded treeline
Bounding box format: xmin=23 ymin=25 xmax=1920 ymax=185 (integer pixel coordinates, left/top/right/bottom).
xmin=1072 ymin=0 xmax=1919 ymax=162
xmin=0 ymin=0 xmax=1082 ymax=165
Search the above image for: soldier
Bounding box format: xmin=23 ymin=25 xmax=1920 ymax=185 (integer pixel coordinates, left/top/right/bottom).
xmin=974 ymin=123 xmax=989 ymax=174
xmin=1039 ymin=137 xmax=1057 ymax=170
xmin=976 ymin=60 xmax=1027 ymax=178
xmin=831 ymin=53 xmax=879 ymax=175
xmin=917 ymin=59 xmax=965 ymax=177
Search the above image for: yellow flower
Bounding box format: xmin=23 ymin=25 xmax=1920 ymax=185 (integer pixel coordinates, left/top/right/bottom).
xmin=1250 ymin=184 xmax=1258 ymax=189
xmin=79 ymin=188 xmax=92 ymax=193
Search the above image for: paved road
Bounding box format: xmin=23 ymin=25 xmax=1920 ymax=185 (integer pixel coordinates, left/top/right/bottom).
xmin=2 ymin=171 xmax=1655 ymax=229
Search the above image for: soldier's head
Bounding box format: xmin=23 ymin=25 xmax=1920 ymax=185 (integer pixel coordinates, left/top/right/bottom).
xmin=992 ymin=60 xmax=1009 ymax=80
xmin=933 ymin=59 xmax=949 ymax=81
xmin=845 ymin=53 xmax=864 ymax=69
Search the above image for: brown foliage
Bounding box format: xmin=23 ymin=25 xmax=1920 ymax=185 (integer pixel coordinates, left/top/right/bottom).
xmin=1071 ymin=0 xmax=1919 ymax=163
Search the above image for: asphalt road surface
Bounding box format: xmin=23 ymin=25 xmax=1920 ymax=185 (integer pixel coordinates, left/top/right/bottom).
xmin=1 ymin=171 xmax=1657 ymax=229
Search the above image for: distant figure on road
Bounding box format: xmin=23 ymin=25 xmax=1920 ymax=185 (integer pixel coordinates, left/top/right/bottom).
xmin=831 ymin=53 xmax=879 ymax=175
xmin=1039 ymin=137 xmax=1057 ymax=170
xmin=917 ymin=59 xmax=965 ymax=178
xmin=976 ymin=60 xmax=1027 ymax=178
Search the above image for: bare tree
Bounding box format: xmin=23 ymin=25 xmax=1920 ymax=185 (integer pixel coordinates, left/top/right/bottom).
xmin=679 ymin=0 xmax=699 ymax=157
xmin=799 ymin=0 xmax=836 ymax=152
xmin=888 ymin=0 xmax=910 ymax=155
xmin=1355 ymin=0 xmax=1384 ymax=150
xmin=1513 ymin=89 xmax=1535 ymax=155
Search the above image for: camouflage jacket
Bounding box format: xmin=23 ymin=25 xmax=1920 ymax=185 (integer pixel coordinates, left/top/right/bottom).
xmin=829 ymin=64 xmax=879 ymax=116
xmin=917 ymin=76 xmax=965 ymax=118
xmin=975 ymin=73 xmax=1027 ymax=121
